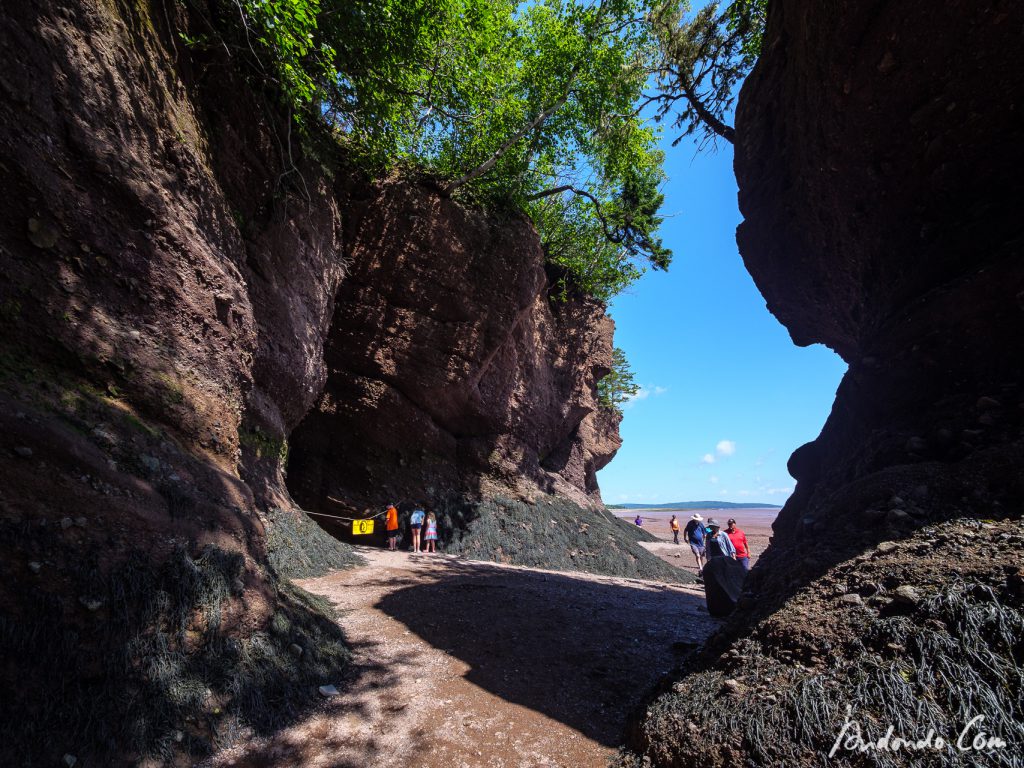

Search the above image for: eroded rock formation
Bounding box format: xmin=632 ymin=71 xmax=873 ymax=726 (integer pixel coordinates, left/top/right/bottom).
xmin=621 ymin=1 xmax=1024 ymax=765
xmin=0 ymin=0 xmax=627 ymax=763
xmin=286 ymin=181 xmax=621 ymax=515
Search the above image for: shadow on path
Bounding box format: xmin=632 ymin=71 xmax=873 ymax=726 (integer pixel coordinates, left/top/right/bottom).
xmin=375 ymin=558 xmax=713 ymax=746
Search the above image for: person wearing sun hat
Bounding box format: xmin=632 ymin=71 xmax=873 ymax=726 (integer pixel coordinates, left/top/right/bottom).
xmin=704 ymin=518 xmax=737 ymax=560
xmin=683 ymin=512 xmax=707 ymax=575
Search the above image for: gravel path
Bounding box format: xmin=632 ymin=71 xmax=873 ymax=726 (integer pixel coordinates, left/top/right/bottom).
xmin=206 ymin=547 xmax=717 ymax=768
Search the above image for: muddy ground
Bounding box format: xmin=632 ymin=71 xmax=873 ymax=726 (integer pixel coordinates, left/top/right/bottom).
xmin=203 ymin=548 xmax=716 ymax=768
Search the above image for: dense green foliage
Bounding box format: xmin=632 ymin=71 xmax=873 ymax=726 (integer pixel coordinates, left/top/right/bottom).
xmin=203 ymin=0 xmax=764 ymax=299
xmin=597 ymin=346 xmax=641 ymax=413
xmin=209 ymin=0 xmax=671 ymax=300
xmin=193 ymin=0 xmax=765 ymax=299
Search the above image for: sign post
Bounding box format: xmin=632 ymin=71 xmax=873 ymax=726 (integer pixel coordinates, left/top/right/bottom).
xmin=352 ymin=519 xmax=375 ymax=535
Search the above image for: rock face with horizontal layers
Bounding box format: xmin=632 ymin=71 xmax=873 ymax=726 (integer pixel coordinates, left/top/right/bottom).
xmin=621 ymin=1 xmax=1024 ymax=765
xmin=0 ymin=0 xmax=629 ymax=764
xmin=286 ymin=182 xmax=622 ymax=515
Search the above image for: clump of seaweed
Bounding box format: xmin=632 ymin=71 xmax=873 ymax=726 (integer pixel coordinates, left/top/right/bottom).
xmin=436 ymin=496 xmax=691 ymax=583
xmin=0 ymin=521 xmax=352 ymax=767
xmin=264 ymin=506 xmax=365 ymax=579
xmin=619 ymin=580 xmax=1024 ymax=767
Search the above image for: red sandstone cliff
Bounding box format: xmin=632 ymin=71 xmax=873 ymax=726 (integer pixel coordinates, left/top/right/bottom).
xmin=0 ymin=0 xmax=624 ymax=762
xmin=621 ymin=1 xmax=1024 ymax=766
xmin=287 ymin=180 xmax=622 ymax=516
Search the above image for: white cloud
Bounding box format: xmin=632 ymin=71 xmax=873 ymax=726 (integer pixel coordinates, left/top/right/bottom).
xmin=623 ymin=388 xmax=649 ymax=405
xmin=708 ymin=475 xmax=719 ymax=484
xmin=716 ymin=440 xmax=736 ymax=457
xmin=622 ymin=384 xmax=667 ymax=408
xmin=701 ymin=453 xmax=716 ymax=465
xmin=764 ymin=486 xmax=794 ymax=496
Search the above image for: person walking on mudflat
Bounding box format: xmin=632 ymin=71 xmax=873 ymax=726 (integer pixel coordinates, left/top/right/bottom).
xmin=670 ymin=514 xmax=680 ymax=545
xmin=409 ymin=506 xmax=426 ymax=553
xmin=385 ymin=503 xmax=399 ymax=551
xmin=683 ymin=513 xmax=706 ymax=575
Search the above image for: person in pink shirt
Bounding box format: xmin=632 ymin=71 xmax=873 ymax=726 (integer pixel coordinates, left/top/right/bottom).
xmin=726 ymin=518 xmax=750 ymax=570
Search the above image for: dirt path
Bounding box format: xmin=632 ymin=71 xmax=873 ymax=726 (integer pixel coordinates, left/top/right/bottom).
xmin=207 ymin=548 xmax=716 ymax=768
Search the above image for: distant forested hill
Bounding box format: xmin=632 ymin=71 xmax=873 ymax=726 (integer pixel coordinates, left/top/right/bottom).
xmin=607 ymin=501 xmax=782 ymax=510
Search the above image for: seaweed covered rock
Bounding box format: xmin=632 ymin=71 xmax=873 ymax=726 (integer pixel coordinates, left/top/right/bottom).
xmin=439 ymin=497 xmax=692 ymax=584
xmin=620 ymin=0 xmax=1024 ymax=765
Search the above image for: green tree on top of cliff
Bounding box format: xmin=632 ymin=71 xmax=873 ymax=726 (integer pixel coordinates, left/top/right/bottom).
xmin=645 ymin=0 xmax=767 ymax=147
xmin=212 ymin=0 xmax=763 ymax=299
xmin=216 ymin=0 xmax=671 ymax=300
xmin=597 ymin=347 xmax=641 ymax=413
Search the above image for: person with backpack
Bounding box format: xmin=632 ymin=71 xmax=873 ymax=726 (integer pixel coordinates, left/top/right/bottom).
xmin=683 ymin=513 xmax=707 ymax=575
xmin=702 ymin=518 xmax=745 ymax=618
xmin=409 ymin=506 xmax=426 ymax=553
xmin=669 ymin=514 xmax=681 ymax=545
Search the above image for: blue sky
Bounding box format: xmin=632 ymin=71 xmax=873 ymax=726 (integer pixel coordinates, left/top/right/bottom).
xmin=595 ymin=138 xmax=847 ymax=505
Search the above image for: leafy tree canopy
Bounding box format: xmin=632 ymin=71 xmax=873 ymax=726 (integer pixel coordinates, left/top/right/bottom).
xmin=206 ymin=0 xmax=673 ymax=300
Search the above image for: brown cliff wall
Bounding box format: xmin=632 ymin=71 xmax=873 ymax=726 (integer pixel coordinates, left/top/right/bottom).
xmin=621 ymin=1 xmax=1024 ymax=765
xmin=0 ymin=1 xmax=362 ymax=762
xmin=286 ymin=181 xmax=621 ymax=516
xmin=735 ymin=0 xmax=1024 ymax=594
xmin=0 ymin=0 xmax=630 ymax=762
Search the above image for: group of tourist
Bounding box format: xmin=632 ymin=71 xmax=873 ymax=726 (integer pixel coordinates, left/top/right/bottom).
xmin=383 ymin=503 xmax=439 ymax=553
xmin=670 ymin=513 xmax=750 ymax=575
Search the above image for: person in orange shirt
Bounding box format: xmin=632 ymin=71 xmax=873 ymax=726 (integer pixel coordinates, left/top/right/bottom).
xmin=385 ymin=504 xmax=399 ymax=551
xmin=669 ymin=514 xmax=680 ymax=545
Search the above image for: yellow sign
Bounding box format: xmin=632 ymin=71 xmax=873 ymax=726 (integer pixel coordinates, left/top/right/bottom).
xmin=352 ymin=519 xmax=375 ymax=535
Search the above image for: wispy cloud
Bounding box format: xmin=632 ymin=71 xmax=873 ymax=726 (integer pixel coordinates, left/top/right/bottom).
xmin=716 ymin=439 xmax=736 ymax=457
xmin=701 ymin=453 xmax=716 ymax=465
xmin=623 ymin=384 xmax=668 ymax=408
xmin=708 ymin=475 xmax=719 ymax=484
